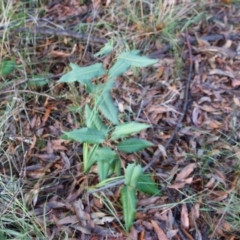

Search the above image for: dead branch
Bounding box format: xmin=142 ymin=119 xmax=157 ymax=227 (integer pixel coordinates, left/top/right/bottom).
xmin=143 ymin=29 xmax=194 ymax=172
xmin=148 ymin=32 xmax=240 ymax=59
xmin=16 ymin=27 xmax=108 ymax=44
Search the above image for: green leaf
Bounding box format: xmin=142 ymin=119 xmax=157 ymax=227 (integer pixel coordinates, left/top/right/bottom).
xmin=108 ymin=59 xmax=131 ymax=79
xmin=84 ymin=144 xmax=99 ymax=173
xmin=96 ymin=147 xmax=118 ymax=181
xmin=0 ymin=60 xmax=15 ymax=76
xmin=124 ymin=163 xmax=134 ymax=186
xmin=84 ymin=104 xmax=108 ymax=132
xmin=121 ymin=186 xmax=137 ymax=232
xmin=117 ymin=138 xmax=154 ymax=153
xmin=108 ymin=50 xmax=143 ymax=79
xmin=94 ymin=40 xmax=114 ymax=57
xmin=61 ymin=128 xmax=106 ymax=144
xmin=111 ymin=122 xmax=150 ymax=140
xmin=137 ymin=174 xmax=160 ymax=195
xmin=98 ymin=160 xmax=111 ymax=182
xmin=124 ymin=163 xmax=142 ymax=188
xmin=96 ymin=93 xmax=119 ymax=125
xmin=58 ymin=63 xmax=106 ymax=92
xmin=109 ymin=156 xmax=121 ymax=176
xmin=92 ymin=77 xmax=115 ymax=99
xmin=118 ymin=51 xmax=158 ymax=67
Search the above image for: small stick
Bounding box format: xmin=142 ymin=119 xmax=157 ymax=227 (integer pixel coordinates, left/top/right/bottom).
xmin=143 ymin=29 xmax=194 ymax=172
xmin=148 ymin=32 xmax=240 ymax=59
xmin=16 ymin=27 xmax=108 ymax=44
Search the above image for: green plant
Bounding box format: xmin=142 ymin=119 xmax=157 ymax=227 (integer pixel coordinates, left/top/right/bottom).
xmin=58 ymin=45 xmax=161 ymax=231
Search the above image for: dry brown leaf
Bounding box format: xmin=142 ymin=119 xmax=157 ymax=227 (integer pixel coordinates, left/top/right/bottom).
xmin=51 ymin=44 xmax=77 ymax=57
xmin=168 ymin=182 xmax=186 ymax=189
xmin=92 ymin=216 xmax=115 ymax=225
xmin=192 ymin=107 xmax=201 ymax=126
xmin=57 ymin=215 xmax=78 ymax=225
xmin=221 ymin=0 xmax=232 ymax=3
xmin=231 ymin=79 xmax=240 ymax=87
xmin=32 ymin=153 xmax=59 ymax=162
xmin=166 ymin=229 xmax=178 ymax=238
xmin=25 ymin=183 xmax=40 ymax=206
xmin=181 ymin=203 xmax=189 ymax=229
xmin=157 ymin=144 xmax=167 ymax=158
xmin=151 ymin=220 xmax=168 ymax=240
xmin=29 ymin=134 xmax=37 ymax=151
xmin=130 ymin=226 xmax=139 ymax=240
xmin=51 ymin=139 xmax=68 ymax=151
xmin=233 ymin=95 xmax=240 ymax=107
xmin=180 ymin=227 xmax=195 ymax=240
xmin=204 ymin=119 xmax=222 ymax=129
xmin=191 ymin=203 xmax=200 ymax=220
xmin=184 ymin=177 xmax=193 ymax=184
xmin=70 ymin=224 xmax=91 ymax=234
xmin=175 ymin=163 xmax=197 ymax=182
xmin=205 ymin=177 xmax=216 ymax=189
xmin=209 ymin=190 xmax=228 ymax=201
xmin=73 ymin=199 xmax=87 ymax=226
xmin=198 ymin=96 xmax=212 ymax=104
xmin=42 ymin=106 xmax=54 ymax=124
xmin=138 ymin=196 xmax=160 ymax=206
xmin=198 ymin=104 xmax=221 ymax=113
xmin=147 ymin=105 xmax=171 ymax=114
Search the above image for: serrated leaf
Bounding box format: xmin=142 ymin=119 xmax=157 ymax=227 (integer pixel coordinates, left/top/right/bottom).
xmin=121 ymin=186 xmax=137 ymax=232
xmin=118 ymin=51 xmax=158 ymax=67
xmin=84 ymin=104 xmax=108 ymax=132
xmin=96 ymin=93 xmax=119 ymax=124
xmin=94 ymin=40 xmax=114 ymax=57
xmin=111 ymin=122 xmax=150 ymax=140
xmin=117 ymin=138 xmax=154 ymax=153
xmin=124 ymin=163 xmax=134 ymax=186
xmin=137 ymin=174 xmax=160 ymax=195
xmin=61 ymin=128 xmax=106 ymax=144
xmin=58 ymin=63 xmax=106 ymax=92
xmin=124 ymin=163 xmax=142 ymax=188
xmin=0 ymin=60 xmax=15 ymax=76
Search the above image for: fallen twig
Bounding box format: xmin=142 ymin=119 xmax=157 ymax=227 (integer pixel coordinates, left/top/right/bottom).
xmin=0 ymin=74 xmax=63 ymax=96
xmin=16 ymin=27 xmax=108 ymax=44
xmin=143 ymin=29 xmax=194 ymax=172
xmin=148 ymin=32 xmax=240 ymax=59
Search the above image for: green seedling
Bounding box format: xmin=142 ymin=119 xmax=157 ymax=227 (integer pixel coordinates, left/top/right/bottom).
xmin=58 ymin=45 xmax=160 ymax=231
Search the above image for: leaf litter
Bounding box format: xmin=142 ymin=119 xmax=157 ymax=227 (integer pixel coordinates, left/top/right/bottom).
xmin=1 ymin=0 xmax=240 ymax=239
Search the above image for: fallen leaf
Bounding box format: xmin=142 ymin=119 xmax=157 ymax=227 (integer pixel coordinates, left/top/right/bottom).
xmin=70 ymin=224 xmax=91 ymax=234
xmin=168 ymin=182 xmax=186 ymax=189
xmin=181 ymin=203 xmax=189 ymax=229
xmin=166 ymin=229 xmax=178 ymax=238
xmin=57 ymin=215 xmax=78 ymax=225
xmin=151 ymin=220 xmax=168 ymax=240
xmin=191 ymin=203 xmax=200 ymax=220
xmin=233 ymin=95 xmax=240 ymax=107
xmin=175 ymin=163 xmax=197 ymax=182
xmin=231 ymin=79 xmax=240 ymax=87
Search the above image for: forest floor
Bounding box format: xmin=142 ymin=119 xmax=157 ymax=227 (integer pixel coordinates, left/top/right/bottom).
xmin=1 ymin=0 xmax=240 ymax=239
